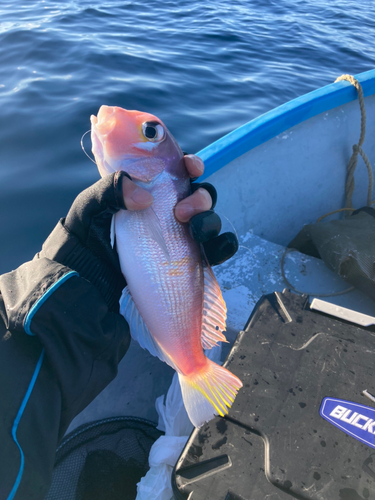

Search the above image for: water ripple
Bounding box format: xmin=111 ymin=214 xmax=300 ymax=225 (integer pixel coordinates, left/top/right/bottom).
xmin=0 ymin=0 xmax=374 ymax=271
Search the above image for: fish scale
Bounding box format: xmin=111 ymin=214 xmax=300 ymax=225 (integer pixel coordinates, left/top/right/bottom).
xmin=115 ymin=174 xmax=202 ymax=355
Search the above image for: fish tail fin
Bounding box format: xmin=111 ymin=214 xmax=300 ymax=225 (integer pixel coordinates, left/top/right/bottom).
xmin=178 ymin=359 xmax=242 ymax=428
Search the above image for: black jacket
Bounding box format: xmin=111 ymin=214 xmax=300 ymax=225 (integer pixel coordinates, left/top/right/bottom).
xmin=0 ymin=250 xmax=130 ymax=500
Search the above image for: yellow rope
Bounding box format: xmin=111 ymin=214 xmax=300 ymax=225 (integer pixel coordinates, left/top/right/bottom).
xmin=316 ymin=200 xmax=375 ymax=223
xmin=314 ymin=76 xmax=374 ymax=223
xmin=280 ymin=248 xmax=354 ymax=297
xmin=334 ymin=75 xmax=373 ymax=213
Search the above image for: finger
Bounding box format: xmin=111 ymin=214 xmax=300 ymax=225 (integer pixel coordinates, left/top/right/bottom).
xmin=203 ymin=232 xmax=239 ymax=266
xmin=175 ymin=188 xmax=212 ymax=223
xmin=191 ymin=182 xmax=217 ymax=209
xmin=189 ymin=212 xmax=221 ymax=243
xmin=184 ymin=154 xmax=204 ymax=178
xmin=122 ymin=175 xmax=154 ymax=210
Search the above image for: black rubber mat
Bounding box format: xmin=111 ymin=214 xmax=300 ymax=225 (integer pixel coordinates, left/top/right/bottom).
xmin=172 ymin=290 xmax=375 ymax=500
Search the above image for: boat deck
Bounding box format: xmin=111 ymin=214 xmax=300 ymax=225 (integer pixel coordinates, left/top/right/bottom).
xmin=67 ymin=232 xmax=375 ymax=434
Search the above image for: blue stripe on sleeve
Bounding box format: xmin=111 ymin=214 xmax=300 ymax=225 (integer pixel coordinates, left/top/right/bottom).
xmin=6 ymin=349 xmax=45 ymax=500
xmin=24 ymin=271 xmax=78 ymax=336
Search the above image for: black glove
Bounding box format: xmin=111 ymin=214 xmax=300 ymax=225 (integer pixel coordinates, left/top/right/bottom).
xmin=190 ymin=180 xmax=239 ymax=266
xmin=39 ymin=171 xmax=129 ymax=312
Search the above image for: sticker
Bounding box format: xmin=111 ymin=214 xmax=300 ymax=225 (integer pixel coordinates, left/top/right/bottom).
xmin=320 ymin=397 xmax=375 ymax=450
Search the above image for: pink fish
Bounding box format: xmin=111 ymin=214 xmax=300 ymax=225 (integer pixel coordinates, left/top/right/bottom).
xmin=90 ymin=106 xmax=242 ymax=427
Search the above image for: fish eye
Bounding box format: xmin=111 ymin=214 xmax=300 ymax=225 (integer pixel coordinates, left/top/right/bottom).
xmin=142 ymin=121 xmax=165 ymax=142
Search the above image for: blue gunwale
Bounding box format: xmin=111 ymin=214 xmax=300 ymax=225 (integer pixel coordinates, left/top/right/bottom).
xmin=198 ymin=69 xmax=375 ymax=180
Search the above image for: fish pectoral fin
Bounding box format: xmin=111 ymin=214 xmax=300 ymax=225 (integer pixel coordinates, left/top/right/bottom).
xmin=178 ymin=358 xmax=243 ymax=428
xmin=110 ymin=214 xmax=116 ymax=248
xmin=144 ymin=207 xmax=171 ymax=263
xmin=119 ymin=287 xmax=176 ymax=369
xmin=201 ymin=259 xmax=228 ymax=349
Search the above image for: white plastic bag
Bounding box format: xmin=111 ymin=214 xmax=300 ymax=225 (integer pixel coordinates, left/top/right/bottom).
xmin=136 ymin=435 xmax=189 ymax=500
xmin=136 ymin=345 xmax=222 ymax=500
xmin=155 ymin=372 xmax=193 ymax=437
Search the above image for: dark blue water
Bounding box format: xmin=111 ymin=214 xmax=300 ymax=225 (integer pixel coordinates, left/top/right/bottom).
xmin=0 ymin=0 xmax=374 ymax=272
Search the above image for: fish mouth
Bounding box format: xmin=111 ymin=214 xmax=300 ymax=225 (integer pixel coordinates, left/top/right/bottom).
xmin=90 ymin=105 xmax=118 ymax=137
xmin=90 ymin=106 xmax=130 ymax=177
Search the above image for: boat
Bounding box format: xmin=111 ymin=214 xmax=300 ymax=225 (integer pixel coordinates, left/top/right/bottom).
xmin=52 ymin=69 xmax=375 ymax=499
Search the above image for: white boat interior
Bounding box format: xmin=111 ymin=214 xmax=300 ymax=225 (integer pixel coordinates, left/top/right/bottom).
xmin=68 ymin=71 xmax=375 ymax=434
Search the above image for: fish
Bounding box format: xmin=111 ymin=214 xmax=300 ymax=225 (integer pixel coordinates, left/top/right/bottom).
xmin=90 ymin=105 xmax=242 ymax=428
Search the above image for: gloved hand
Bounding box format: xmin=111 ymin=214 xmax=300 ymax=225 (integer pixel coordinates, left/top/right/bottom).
xmin=177 ymin=155 xmax=239 ymax=267
xmin=40 ymin=155 xmax=238 ymax=312
xmin=39 ymin=171 xmax=127 ymax=313
xmin=117 ymin=153 xmax=238 ymax=267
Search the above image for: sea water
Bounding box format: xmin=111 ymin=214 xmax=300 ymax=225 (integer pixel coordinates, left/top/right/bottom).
xmin=0 ymin=0 xmax=374 ymax=272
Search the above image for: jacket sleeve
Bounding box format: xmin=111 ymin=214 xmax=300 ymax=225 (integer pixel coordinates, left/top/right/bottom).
xmin=0 ymin=257 xmax=130 ymax=500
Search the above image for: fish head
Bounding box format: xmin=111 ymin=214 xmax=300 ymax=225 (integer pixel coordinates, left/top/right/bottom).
xmin=90 ymin=106 xmax=185 ymax=182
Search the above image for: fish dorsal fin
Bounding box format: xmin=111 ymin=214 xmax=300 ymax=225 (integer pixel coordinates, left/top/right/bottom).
xmin=144 ymin=207 xmax=171 ymax=263
xmin=119 ymin=287 xmax=177 ymax=370
xmin=201 ymin=259 xmax=228 ymax=349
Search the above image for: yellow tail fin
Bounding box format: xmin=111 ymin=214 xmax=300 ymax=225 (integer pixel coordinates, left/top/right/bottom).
xmin=178 ymin=359 xmax=242 ymax=428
